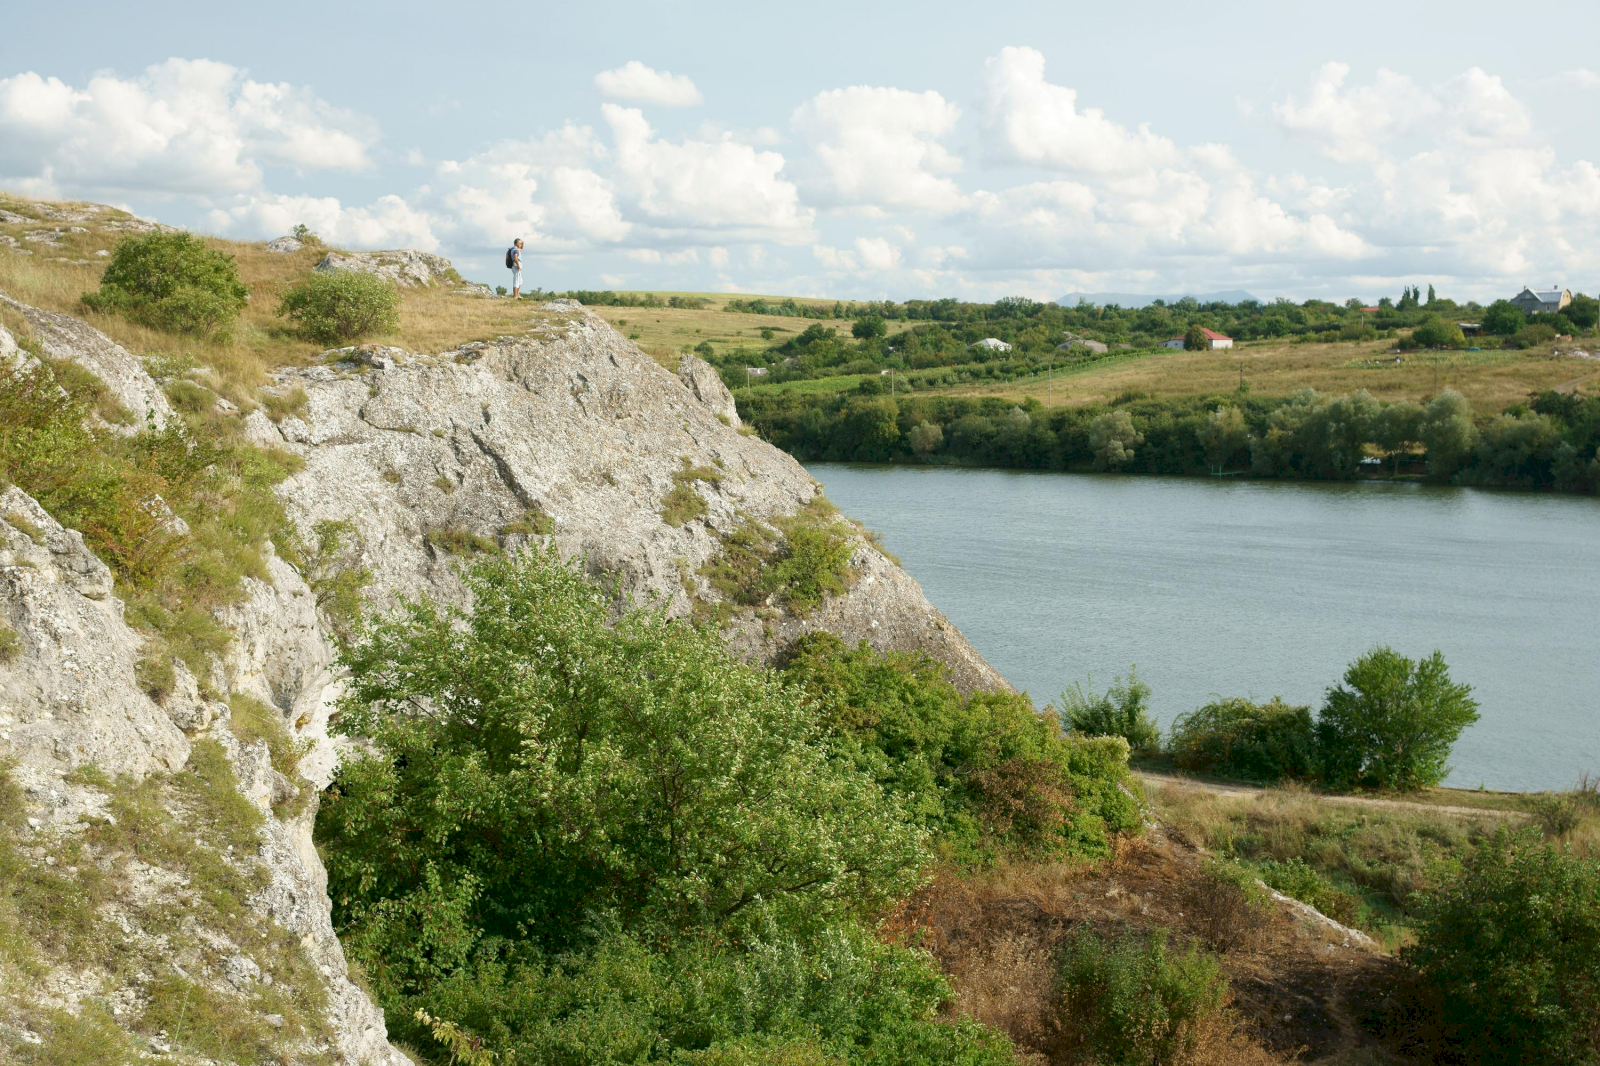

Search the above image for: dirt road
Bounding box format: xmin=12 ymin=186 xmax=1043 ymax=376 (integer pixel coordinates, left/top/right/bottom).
xmin=1134 ymin=769 xmax=1527 ymax=820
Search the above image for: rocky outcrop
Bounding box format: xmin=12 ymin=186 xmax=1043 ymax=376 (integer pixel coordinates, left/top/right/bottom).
xmin=253 ymin=302 xmax=1006 ymax=691
xmin=315 ymin=249 xmax=458 ymax=287
xmin=0 ymin=292 xmax=173 ymax=429
xmin=265 ymin=236 xmax=305 ymax=254
xmin=0 ymin=281 xmax=1008 ymax=1062
xmin=0 ymin=491 xmax=404 ymax=1065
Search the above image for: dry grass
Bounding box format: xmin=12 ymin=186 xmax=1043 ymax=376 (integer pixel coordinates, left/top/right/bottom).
xmin=587 ymin=299 xmax=915 ymax=369
xmin=944 ymin=336 xmax=1597 ymax=411
xmin=891 ymin=835 xmax=1403 ymax=1064
xmin=0 ymin=193 xmax=570 ymax=401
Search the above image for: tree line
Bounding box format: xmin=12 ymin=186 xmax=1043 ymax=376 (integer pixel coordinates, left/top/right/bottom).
xmin=738 ymin=387 xmax=1600 ymax=494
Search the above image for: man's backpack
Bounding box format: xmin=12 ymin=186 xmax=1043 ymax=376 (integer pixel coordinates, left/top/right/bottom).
xmin=505 ymin=247 xmax=517 ymax=269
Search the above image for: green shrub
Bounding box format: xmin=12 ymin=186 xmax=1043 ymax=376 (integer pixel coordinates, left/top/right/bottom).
xmin=277 ymin=270 xmax=401 ymax=345
xmin=1056 ymin=929 xmax=1229 ymax=1066
xmin=1167 ymin=696 xmax=1315 ymax=783
xmin=82 ymin=231 xmax=247 ymax=338
xmin=0 ymin=622 xmax=19 ymax=662
xmin=782 ymin=632 xmax=1139 ymax=865
xmin=1405 ymin=828 xmax=1600 ymax=1066
xmin=1317 ymin=647 xmax=1479 ymax=791
xmin=1060 ymin=667 xmax=1159 ymax=753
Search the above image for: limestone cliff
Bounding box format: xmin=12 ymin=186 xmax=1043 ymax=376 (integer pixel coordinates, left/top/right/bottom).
xmin=0 ymin=285 xmax=1006 ymax=1063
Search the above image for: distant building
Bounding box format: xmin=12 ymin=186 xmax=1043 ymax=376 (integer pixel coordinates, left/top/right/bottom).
xmin=1057 ymin=338 xmax=1108 ymax=354
xmin=1512 ymin=286 xmax=1572 ymax=314
xmin=1162 ymin=328 xmax=1234 ymax=350
xmin=1359 ymin=306 xmax=1382 ymax=314
xmin=973 ymin=337 xmax=1013 ymax=352
xmin=745 ymin=366 xmax=769 ymax=377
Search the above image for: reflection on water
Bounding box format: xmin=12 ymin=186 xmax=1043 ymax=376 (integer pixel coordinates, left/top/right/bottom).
xmin=809 ymin=464 xmax=1600 ymax=791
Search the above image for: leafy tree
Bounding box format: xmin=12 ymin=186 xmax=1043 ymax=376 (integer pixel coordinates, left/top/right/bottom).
xmin=82 ymin=231 xmax=248 ymax=338
xmin=320 ymin=548 xmax=925 ymax=956
xmin=851 ymin=316 xmax=888 ymax=340
xmin=1566 ymin=292 xmax=1599 ymax=331
xmin=907 ymin=421 xmax=943 ymax=457
xmin=1410 ymin=316 xmax=1465 ymax=349
xmin=1167 ymin=697 xmax=1316 ymax=783
xmin=1426 ymin=283 xmax=1436 ymax=304
xmin=277 ymin=270 xmax=401 ymax=345
xmin=1406 ymin=829 xmax=1600 ymax=1066
xmin=1088 ymin=410 xmax=1143 ymax=471
xmin=1418 ymin=389 xmax=1477 ymax=479
xmin=1482 ymin=300 xmax=1526 ymax=336
xmin=1373 ymin=400 xmax=1424 ymax=474
xmin=1182 ymin=323 xmax=1209 ymax=351
xmin=1061 ymin=667 xmax=1159 ymax=754
xmin=1196 ymin=405 xmax=1248 ymax=473
xmin=1316 ymin=647 xmax=1479 ymax=791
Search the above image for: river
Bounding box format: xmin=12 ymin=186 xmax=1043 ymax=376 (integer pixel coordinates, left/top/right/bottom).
xmin=808 ymin=464 xmax=1600 ymax=792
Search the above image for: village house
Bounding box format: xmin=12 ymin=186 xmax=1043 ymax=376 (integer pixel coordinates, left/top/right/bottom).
xmin=973 ymin=337 xmax=1013 ymax=353
xmin=1161 ymin=328 xmax=1234 ymax=350
xmin=1058 ymin=338 xmax=1109 ymax=354
xmin=1512 ymin=286 xmax=1572 ymax=314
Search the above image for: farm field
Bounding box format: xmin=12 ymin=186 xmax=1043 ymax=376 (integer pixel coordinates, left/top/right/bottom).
xmin=939 ymin=336 xmax=1598 ymax=411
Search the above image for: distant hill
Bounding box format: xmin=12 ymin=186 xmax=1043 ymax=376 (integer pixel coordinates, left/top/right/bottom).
xmin=1057 ymin=289 xmax=1260 ymax=308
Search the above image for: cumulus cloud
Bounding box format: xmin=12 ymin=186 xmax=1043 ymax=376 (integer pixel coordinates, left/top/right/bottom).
xmin=982 ymin=46 xmax=1176 ymax=174
xmin=602 ymin=104 xmax=812 ymax=242
xmin=209 ymin=192 xmax=439 ymax=249
xmin=594 ymin=61 xmax=703 ymax=107
xmin=1557 ymin=68 xmax=1600 ymax=88
xmin=792 ymin=85 xmax=966 ymax=213
xmin=0 ymin=59 xmax=375 ymax=198
xmin=1273 ymin=62 xmax=1531 ymax=163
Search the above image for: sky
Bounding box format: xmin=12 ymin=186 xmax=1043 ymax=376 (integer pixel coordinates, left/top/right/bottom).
xmin=3 ymin=0 xmax=1599 ymax=303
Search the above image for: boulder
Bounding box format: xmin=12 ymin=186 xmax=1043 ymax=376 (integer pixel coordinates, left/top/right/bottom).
xmin=315 ymin=249 xmax=458 ymax=287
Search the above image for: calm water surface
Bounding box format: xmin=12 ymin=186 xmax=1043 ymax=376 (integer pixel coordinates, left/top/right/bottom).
xmin=809 ymin=464 xmax=1600 ymax=791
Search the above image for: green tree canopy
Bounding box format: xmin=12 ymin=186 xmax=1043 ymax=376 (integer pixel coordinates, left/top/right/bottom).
xmin=320 ymin=548 xmax=925 ymax=957
xmin=1316 ymin=646 xmax=1479 ymax=791
xmin=1182 ymin=323 xmax=1209 ymax=351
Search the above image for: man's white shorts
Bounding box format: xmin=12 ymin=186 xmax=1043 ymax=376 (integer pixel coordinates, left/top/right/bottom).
xmin=511 ymin=268 xmax=522 ymax=290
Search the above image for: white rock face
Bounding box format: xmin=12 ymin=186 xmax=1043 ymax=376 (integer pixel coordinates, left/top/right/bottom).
xmin=0 ymin=290 xmax=173 ymax=429
xmin=257 ymin=302 xmax=1007 ymax=691
xmin=0 ymin=490 xmax=406 ymax=1065
xmin=265 ymin=236 xmax=305 ymax=253
xmin=314 ymin=249 xmax=457 ymax=287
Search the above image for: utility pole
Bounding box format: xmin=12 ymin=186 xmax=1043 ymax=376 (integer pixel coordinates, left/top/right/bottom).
xmin=1238 ymin=362 xmax=1244 ymax=391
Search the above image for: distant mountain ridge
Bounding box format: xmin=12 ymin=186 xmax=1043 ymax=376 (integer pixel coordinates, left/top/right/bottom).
xmin=1057 ymin=289 xmax=1260 ymax=308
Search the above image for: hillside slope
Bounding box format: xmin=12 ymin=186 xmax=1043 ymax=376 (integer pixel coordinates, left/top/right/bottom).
xmin=0 ymin=223 xmax=1006 ymax=1061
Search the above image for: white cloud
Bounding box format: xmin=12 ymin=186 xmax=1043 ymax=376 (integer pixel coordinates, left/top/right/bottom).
xmin=594 ymin=61 xmax=703 ymax=107
xmin=792 ymin=85 xmax=966 ymax=213
xmin=854 ymin=236 xmax=901 ymax=271
xmin=1273 ymin=62 xmax=1530 ymax=163
xmin=0 ymin=59 xmax=376 ymax=198
xmin=209 ymin=192 xmax=438 ymax=249
xmin=602 ymin=104 xmax=812 ymax=242
xmin=1556 ymin=68 xmax=1600 ymax=88
xmin=982 ymin=46 xmax=1176 ymax=174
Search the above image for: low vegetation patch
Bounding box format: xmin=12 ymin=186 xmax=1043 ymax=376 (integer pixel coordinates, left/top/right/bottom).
xmin=425 ymin=525 xmax=498 ymax=557
xmin=660 ymin=456 xmax=721 ymax=526
xmin=294 ymin=517 xmax=371 ymax=640
xmin=1060 ymin=668 xmax=1160 ymax=754
xmin=698 ymin=498 xmax=856 ymax=618
xmin=0 ymin=354 xmax=302 ymax=673
xmin=1167 ymin=697 xmax=1316 ymax=784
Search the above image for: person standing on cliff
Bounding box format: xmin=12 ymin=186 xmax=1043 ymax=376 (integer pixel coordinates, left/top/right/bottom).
xmin=506 ymin=238 xmax=524 ymax=299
